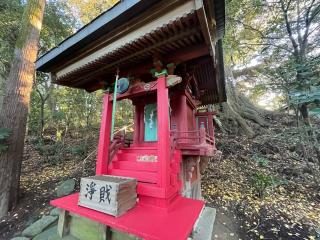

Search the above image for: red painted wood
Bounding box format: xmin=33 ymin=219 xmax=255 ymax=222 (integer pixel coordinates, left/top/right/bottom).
xmin=116 ymin=153 xmax=140 ymax=162
xmin=109 ymin=169 xmax=158 ymax=184
xmin=133 ymin=104 xmax=141 ymax=144
xmin=195 ymin=111 xmax=217 ymax=116
xmin=111 ymin=80 xmax=158 ymax=101
xmin=120 ymin=147 xmax=157 ymax=154
xmin=157 ymin=76 xmax=171 ymax=190
xmin=51 ymin=193 xmax=204 ymax=240
xmin=195 ymin=112 xmax=216 ymax=138
xmin=137 ymin=183 xmax=166 ymax=198
xmin=207 ymin=114 xmax=215 ymax=141
xmin=96 ymin=93 xmax=112 ymax=175
xmin=112 ymin=161 xmax=158 ymax=172
xmin=130 ymin=142 xmax=157 ymax=148
xmin=171 ymin=150 xmax=182 ymax=190
xmin=139 ymin=104 xmax=144 ymax=143
xmin=138 ymin=190 xmax=178 ymax=208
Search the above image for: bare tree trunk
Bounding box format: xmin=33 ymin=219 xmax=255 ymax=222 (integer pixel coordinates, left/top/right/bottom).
xmin=40 ymin=101 xmax=45 ymax=136
xmin=35 ymin=84 xmax=52 ymax=137
xmin=0 ymin=0 xmax=45 ymax=217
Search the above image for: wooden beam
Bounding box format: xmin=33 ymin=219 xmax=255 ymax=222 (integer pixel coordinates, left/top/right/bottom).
xmin=195 ymin=0 xmax=216 ymax=56
xmin=69 ymin=27 xmax=200 ymax=87
xmin=110 ymin=80 xmax=158 ymax=101
xmin=76 ymin=44 xmax=209 ymax=92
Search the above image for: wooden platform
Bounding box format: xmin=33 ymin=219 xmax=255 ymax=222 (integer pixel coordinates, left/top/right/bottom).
xmin=51 ymin=193 xmax=204 ymax=240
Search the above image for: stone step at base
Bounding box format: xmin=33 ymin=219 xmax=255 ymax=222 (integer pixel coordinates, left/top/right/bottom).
xmin=189 ymin=206 xmax=217 ymax=240
xmin=27 ymin=206 xmax=216 ymax=240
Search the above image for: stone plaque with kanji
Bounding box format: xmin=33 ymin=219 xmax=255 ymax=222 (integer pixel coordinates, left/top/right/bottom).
xmin=78 ymin=175 xmax=137 ymax=217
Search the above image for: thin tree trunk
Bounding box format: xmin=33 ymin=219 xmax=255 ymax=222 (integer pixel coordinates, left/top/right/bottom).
xmin=40 ymin=101 xmax=45 ymax=137
xmin=0 ymin=0 xmax=45 ymax=217
xmin=299 ymin=103 xmax=310 ymax=126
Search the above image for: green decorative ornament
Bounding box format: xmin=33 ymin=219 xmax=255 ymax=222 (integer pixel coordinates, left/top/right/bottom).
xmin=117 ymin=77 xmax=130 ymax=94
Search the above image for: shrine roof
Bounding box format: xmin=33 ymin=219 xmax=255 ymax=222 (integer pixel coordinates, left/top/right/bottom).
xmin=36 ymin=0 xmax=226 ymax=104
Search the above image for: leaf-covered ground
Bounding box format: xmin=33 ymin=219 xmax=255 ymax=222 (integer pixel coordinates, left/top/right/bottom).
xmin=0 ymin=114 xmax=319 ymax=239
xmin=0 ymin=132 xmax=98 ymax=240
xmin=203 ymin=113 xmax=320 ymax=240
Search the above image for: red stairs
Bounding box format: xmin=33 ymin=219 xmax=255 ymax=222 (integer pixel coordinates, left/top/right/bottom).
xmin=108 ymin=145 xmax=181 ymax=200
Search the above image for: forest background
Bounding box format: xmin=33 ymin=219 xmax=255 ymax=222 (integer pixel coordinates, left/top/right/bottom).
xmin=0 ymin=0 xmax=319 ymax=239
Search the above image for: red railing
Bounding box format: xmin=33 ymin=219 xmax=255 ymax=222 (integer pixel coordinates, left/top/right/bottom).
xmin=170 ymin=127 xmax=215 ymax=147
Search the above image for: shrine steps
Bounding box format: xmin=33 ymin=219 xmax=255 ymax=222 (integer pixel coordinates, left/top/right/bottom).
xmin=108 ymin=146 xmax=180 ymax=200
xmin=119 ymin=146 xmax=157 ymax=154
xmin=112 ymin=161 xmax=158 ymax=172
xmin=109 ymin=145 xmax=159 ymax=182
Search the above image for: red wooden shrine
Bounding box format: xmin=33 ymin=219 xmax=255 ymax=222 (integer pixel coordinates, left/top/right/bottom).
xmin=36 ymin=0 xmax=226 ymax=239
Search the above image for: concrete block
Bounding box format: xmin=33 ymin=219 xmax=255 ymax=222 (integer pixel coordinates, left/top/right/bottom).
xmin=191 ymin=207 xmax=216 ymax=240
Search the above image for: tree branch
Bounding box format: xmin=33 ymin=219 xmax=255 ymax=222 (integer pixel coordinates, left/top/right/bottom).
xmin=279 ymin=0 xmax=300 ymax=58
xmin=302 ymin=0 xmax=319 ymax=45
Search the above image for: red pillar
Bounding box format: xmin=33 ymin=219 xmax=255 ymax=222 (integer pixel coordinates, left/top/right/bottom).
xmin=96 ymin=93 xmax=113 ymax=175
xmin=157 ymin=76 xmax=170 ymax=190
xmin=133 ymin=104 xmax=141 ymax=144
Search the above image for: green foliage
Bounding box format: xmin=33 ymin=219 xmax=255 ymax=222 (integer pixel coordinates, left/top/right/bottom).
xmin=289 ymin=87 xmax=320 ymax=105
xmin=0 ymin=0 xmax=23 ymax=76
xmin=249 ymin=84 xmax=269 ymax=103
xmin=39 ymin=1 xmax=77 ymax=54
xmin=251 ymin=172 xmax=287 ymax=198
xmin=310 ymin=108 xmax=320 ymax=117
xmin=251 ymin=154 xmax=269 ymax=167
xmin=226 ymin=0 xmax=320 ymax=113
xmin=0 ymin=128 xmax=10 ymax=140
xmin=0 ymin=128 xmax=11 ymax=153
xmin=69 ymin=144 xmax=88 ymax=157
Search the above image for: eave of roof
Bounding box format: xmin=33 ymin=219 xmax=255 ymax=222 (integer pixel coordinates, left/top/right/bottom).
xmin=36 ymin=0 xmax=158 ymax=71
xmin=36 ymin=0 xmax=225 ymax=72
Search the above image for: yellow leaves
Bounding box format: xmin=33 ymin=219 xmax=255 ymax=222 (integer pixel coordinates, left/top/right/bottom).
xmin=66 ymin=0 xmax=119 ymax=24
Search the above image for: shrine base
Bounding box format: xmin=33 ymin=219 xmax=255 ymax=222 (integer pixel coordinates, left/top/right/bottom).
xmin=51 ymin=193 xmax=204 ymax=240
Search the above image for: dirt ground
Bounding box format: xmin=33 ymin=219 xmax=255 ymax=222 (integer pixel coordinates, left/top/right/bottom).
xmin=0 ymin=135 xmax=98 ymax=240
xmin=0 ymin=113 xmax=319 ymax=240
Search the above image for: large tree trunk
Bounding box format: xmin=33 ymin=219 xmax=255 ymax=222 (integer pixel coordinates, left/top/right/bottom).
xmin=0 ymin=75 xmax=5 ymax=107
xmin=0 ymin=0 xmax=45 ymax=217
xmin=219 ymin=68 xmax=269 ymax=137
